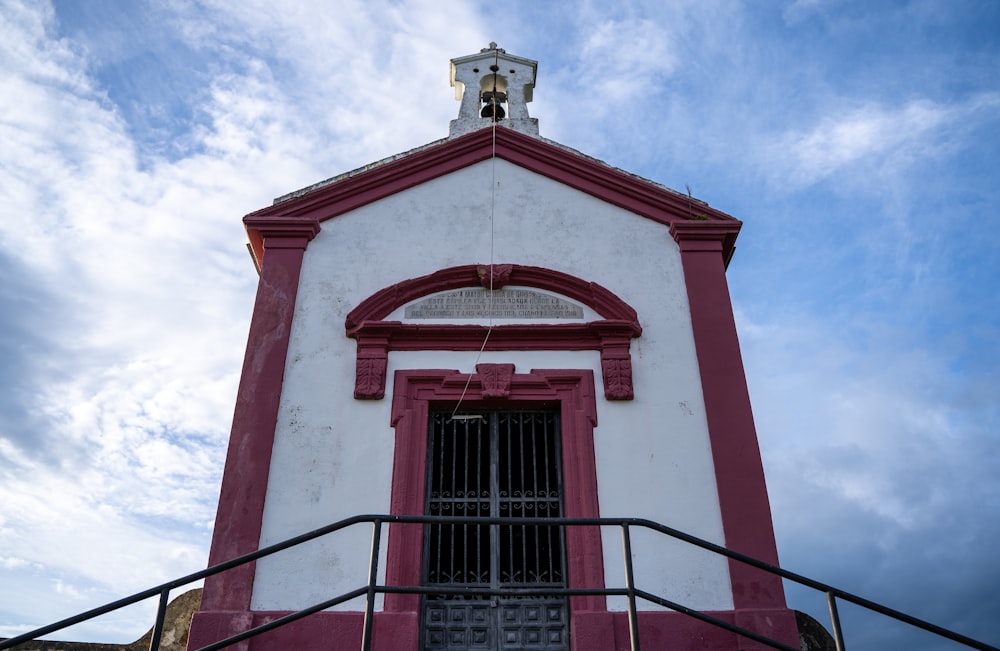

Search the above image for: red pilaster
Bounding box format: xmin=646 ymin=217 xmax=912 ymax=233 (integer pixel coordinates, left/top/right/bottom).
xmin=670 ymin=221 xmax=788 ymax=613
xmin=192 ymin=217 xmax=319 ymax=647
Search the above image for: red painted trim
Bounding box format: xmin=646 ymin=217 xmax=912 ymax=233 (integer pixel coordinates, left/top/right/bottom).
xmin=594 ymin=609 xmax=799 ymax=651
xmin=354 ymin=321 xmax=640 ymax=350
xmin=195 ymin=218 xmax=319 ymax=619
xmin=188 ymin=611 xmax=416 ymax=651
xmin=671 ymin=221 xmax=789 ymax=612
xmin=243 ymin=216 xmax=322 ymax=271
xmin=244 ymin=128 xmax=739 ymax=264
xmin=347 ymin=265 xmax=642 ymax=401
xmin=477 ymin=362 xmax=515 ymax=397
xmin=189 ymin=608 xmax=798 ymax=651
xmin=345 ymin=264 xmax=639 ymax=331
xmin=384 ymin=367 xmax=607 ymax=646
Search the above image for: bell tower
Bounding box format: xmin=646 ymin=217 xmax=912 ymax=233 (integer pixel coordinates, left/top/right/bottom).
xmin=449 ymin=42 xmax=538 ymax=137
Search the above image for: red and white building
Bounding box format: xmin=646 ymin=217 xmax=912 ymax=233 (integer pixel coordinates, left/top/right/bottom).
xmin=188 ymin=44 xmax=799 ymax=651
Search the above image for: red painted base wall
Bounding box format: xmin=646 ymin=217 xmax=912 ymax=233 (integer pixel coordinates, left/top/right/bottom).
xmin=188 ymin=607 xmax=800 ymax=650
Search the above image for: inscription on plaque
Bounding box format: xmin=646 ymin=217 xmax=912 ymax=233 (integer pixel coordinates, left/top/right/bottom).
xmin=405 ymin=288 xmax=584 ymax=320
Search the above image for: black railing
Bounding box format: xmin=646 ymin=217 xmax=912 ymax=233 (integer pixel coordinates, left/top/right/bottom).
xmin=1 ymin=515 xmax=996 ymax=651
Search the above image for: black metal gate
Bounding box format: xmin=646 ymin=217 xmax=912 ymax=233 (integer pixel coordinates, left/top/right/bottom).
xmin=422 ymin=410 xmax=569 ymax=650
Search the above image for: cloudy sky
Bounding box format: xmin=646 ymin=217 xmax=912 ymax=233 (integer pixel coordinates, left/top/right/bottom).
xmin=1 ymin=0 xmax=997 ymax=648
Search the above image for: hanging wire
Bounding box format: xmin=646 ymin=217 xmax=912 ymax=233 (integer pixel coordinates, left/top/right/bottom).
xmin=449 ymin=48 xmax=501 ymax=421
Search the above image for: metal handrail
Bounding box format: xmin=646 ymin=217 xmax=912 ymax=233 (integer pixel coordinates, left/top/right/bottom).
xmin=1 ymin=515 xmax=996 ymax=651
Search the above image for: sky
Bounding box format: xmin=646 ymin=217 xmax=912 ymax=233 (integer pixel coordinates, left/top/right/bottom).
xmin=0 ymin=0 xmax=997 ymax=648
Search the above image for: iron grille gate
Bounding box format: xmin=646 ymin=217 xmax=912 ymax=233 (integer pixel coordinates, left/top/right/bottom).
xmin=422 ymin=410 xmax=569 ymax=650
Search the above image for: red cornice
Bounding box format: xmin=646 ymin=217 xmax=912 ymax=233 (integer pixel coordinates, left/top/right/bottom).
xmin=243 ymin=215 xmax=322 ymax=269
xmin=244 ymin=128 xmax=741 ymax=264
xmin=670 ymin=220 xmax=741 ymax=269
xmin=355 ymin=321 xmax=640 ymax=350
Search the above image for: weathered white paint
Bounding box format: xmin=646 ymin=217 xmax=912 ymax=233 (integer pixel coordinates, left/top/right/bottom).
xmin=250 ymin=158 xmax=733 ymax=612
xmin=449 ymin=44 xmax=539 ymax=138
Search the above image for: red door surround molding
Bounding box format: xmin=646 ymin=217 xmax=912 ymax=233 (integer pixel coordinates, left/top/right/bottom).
xmin=345 ymin=264 xmax=642 ymax=401
xmin=385 ymin=366 xmax=605 ymax=614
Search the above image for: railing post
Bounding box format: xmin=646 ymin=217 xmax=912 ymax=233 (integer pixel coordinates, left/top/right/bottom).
xmin=826 ymin=591 xmax=847 ymax=651
xmin=361 ymin=518 xmax=383 ymax=651
xmin=621 ymin=523 xmax=641 ymax=651
xmin=147 ymin=588 xmax=170 ymax=651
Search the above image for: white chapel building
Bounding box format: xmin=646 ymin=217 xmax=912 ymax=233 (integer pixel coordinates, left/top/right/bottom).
xmin=187 ymin=44 xmax=799 ymax=651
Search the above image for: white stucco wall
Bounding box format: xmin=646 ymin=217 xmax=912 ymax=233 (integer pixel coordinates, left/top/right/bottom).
xmin=249 ymin=158 xmax=733 ymax=612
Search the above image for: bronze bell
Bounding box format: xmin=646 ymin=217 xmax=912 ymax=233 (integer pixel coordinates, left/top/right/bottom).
xmin=480 ymin=91 xmax=507 ymax=121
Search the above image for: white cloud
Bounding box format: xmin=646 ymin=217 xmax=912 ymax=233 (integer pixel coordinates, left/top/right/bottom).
xmin=763 ymin=95 xmax=1000 ymax=190
xmin=169 ymin=0 xmax=491 ymax=164
xmin=535 ymin=2 xmax=731 ymax=152
xmin=0 ymin=0 xmax=498 ymax=641
xmin=578 ymin=17 xmax=679 ymax=104
xmin=782 ymin=0 xmax=827 ymax=24
xmin=0 ymin=1 xmax=277 ymax=638
xmin=0 ymin=556 xmax=38 ymax=570
xmin=738 ymin=311 xmax=1000 ymax=641
xmin=737 ymin=305 xmax=999 ymax=570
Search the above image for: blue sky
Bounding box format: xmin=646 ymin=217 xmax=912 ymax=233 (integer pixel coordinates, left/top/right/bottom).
xmin=1 ymin=0 xmax=997 ymax=648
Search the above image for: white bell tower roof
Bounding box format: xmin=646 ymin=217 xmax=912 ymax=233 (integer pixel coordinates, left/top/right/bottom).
xmin=449 ymin=43 xmax=539 ymax=138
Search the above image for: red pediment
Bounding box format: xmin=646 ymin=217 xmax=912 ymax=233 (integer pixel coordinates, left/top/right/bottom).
xmin=243 ymin=126 xmax=740 ymax=266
